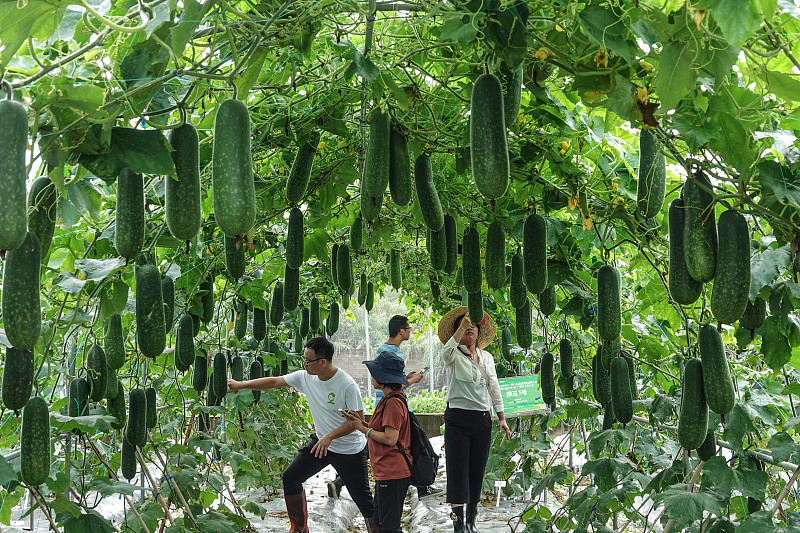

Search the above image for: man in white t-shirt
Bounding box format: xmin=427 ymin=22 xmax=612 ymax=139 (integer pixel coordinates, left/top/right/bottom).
xmin=228 ymin=336 xmax=378 ymax=533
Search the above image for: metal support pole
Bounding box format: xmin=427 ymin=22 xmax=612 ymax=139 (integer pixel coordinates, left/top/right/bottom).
xmin=568 ymin=422 xmax=574 ymax=469
xmin=27 ymin=488 xmax=34 ymax=530
xmin=365 ymin=307 xmax=372 ymax=401
xmin=428 ymin=324 xmax=434 ymax=393
xmin=64 ymin=335 xmax=77 ymax=502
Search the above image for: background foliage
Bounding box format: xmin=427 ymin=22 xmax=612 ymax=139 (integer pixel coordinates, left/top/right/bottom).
xmin=4 ymin=0 xmax=800 ymax=530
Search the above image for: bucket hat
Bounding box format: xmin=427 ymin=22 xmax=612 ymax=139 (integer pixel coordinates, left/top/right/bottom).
xmin=363 ymin=352 xmax=410 ymax=385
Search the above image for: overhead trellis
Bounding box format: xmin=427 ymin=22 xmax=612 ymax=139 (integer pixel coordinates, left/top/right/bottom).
xmin=4 ymin=0 xmax=800 ymax=531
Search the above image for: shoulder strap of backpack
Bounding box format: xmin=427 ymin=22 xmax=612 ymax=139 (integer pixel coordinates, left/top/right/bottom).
xmin=380 ymin=394 xmax=413 ymax=469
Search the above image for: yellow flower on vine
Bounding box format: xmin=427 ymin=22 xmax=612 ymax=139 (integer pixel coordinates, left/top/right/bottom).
xmin=594 ymin=48 xmax=609 ymax=69
xmin=635 ymin=86 xmax=650 ymax=104
xmin=534 ymin=47 xmax=553 ymax=61
xmin=568 ymin=195 xmax=579 ymax=210
xmin=582 ymin=215 xmax=594 ymax=231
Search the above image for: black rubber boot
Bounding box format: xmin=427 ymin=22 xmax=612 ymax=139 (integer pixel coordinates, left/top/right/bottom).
xmin=364 ymin=516 xmax=380 ymax=533
xmin=450 ymin=506 xmax=466 ymax=533
xmin=465 ymin=502 xmax=479 ymax=533
xmin=327 ymin=475 xmax=343 ymax=498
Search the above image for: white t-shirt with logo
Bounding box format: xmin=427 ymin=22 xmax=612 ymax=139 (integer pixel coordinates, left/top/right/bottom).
xmin=284 ymin=368 xmax=366 ymax=455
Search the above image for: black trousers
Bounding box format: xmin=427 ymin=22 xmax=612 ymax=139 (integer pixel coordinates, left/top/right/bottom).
xmin=444 ymin=407 xmax=492 ymax=505
xmin=374 ymin=477 xmax=411 ymax=533
xmin=282 ymin=434 xmax=375 ymax=518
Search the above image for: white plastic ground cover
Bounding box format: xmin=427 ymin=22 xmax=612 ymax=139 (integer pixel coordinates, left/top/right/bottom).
xmin=1 ymin=435 xmax=585 ymax=532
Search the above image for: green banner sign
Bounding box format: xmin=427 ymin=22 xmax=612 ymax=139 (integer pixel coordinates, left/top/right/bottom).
xmin=495 ymin=375 xmax=547 ymax=416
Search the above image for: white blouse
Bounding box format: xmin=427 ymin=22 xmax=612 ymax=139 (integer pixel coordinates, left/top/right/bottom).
xmin=441 ymin=337 xmax=505 ymax=414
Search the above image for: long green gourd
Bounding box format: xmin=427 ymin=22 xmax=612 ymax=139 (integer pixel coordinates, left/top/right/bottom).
xmin=0 ymin=86 xmax=29 ymax=252
xmin=710 ymin=209 xmax=750 ymax=325
xmin=683 ymin=171 xmax=717 ymax=283
xmin=470 ymin=73 xmax=509 ymax=199
xmin=523 ymin=213 xmax=547 ymax=294
xmin=166 ymin=123 xmax=203 ymax=242
xmin=1 ymin=232 xmax=41 ymax=351
xmin=213 ymin=98 xmax=256 ymax=238
xmin=115 ymin=168 xmax=145 ymax=260
xmin=414 ymin=154 xmax=445 ymax=231
xmin=668 ymin=198 xmax=702 ymax=305
xmin=389 ymin=129 xmax=412 ymax=206
xmin=636 ymin=129 xmax=666 ymax=219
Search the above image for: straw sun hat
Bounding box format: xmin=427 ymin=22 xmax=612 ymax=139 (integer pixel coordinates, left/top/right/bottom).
xmin=437 ymin=306 xmax=496 ymax=350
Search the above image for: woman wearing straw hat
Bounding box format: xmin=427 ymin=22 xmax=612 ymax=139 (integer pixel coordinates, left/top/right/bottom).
xmin=342 ymin=352 xmax=412 ymax=533
xmin=438 ymin=307 xmax=512 ymax=533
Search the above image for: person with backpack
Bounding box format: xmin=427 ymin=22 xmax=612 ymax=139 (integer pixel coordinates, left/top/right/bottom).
xmin=328 ymin=315 xmax=442 ymax=500
xmin=341 ymin=352 xmax=413 ymax=533
xmin=438 ymin=307 xmax=512 ymax=533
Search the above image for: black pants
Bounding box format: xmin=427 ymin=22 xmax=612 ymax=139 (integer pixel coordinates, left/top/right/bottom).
xmin=444 ymin=407 xmax=492 ymax=505
xmin=374 ymin=477 xmax=411 ymax=533
xmin=282 ymin=434 xmax=374 ymax=518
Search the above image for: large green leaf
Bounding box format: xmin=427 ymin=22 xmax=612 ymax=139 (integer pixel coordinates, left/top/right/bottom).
xmin=48 ymin=493 xmax=82 ymax=518
xmin=484 ymin=2 xmax=529 ymax=67
xmin=750 ymin=244 xmax=793 ymax=300
xmin=97 ymin=279 xmax=130 ymax=322
xmin=235 ymin=48 xmax=269 ymax=101
xmin=656 ymin=40 xmax=697 ymax=112
xmin=605 ymin=74 xmax=637 ymax=122
xmin=194 ymin=510 xmax=242 ymax=533
xmin=578 ymin=0 xmax=638 ymax=64
xmin=0 ymin=0 xmax=58 ymax=68
xmin=0 ymin=455 xmax=17 ymax=487
xmin=700 ymin=456 xmax=768 ymax=500
xmin=756 ymin=69 xmax=800 ymax=102
xmin=78 ymin=127 xmax=177 ymax=182
xmin=709 ymin=111 xmax=755 ymax=173
xmin=62 ymin=511 xmax=116 ymax=533
xmin=737 ymin=511 xmax=787 ymax=532
xmin=74 ymin=258 xmax=126 ymax=281
xmin=581 ymin=457 xmax=634 ymax=492
xmin=437 ymin=14 xmax=484 ymax=48
xmin=722 ymin=402 xmax=759 ymax=448
xmin=654 ymin=484 xmax=723 ymax=523
xmin=47 ymin=78 xmax=109 ymax=119
xmin=89 ymin=478 xmax=149 ymax=497
xmin=670 ymin=106 xmax=711 ymax=151
xmin=696 ymin=0 xmax=777 ymax=47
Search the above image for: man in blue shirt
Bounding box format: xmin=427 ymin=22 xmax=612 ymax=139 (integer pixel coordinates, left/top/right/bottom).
xmin=328 ymin=315 xmax=443 ymax=499
xmin=374 ymin=315 xmax=424 ymax=401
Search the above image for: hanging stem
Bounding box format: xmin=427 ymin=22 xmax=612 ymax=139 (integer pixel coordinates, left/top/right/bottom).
xmin=784 ymin=367 xmax=797 ymax=418
xmin=135 ymin=446 xmax=176 ymax=526
xmin=30 ymin=488 xmax=60 ymax=533
xmin=662 ymin=460 xmax=704 ymax=533
xmin=146 ymin=434 xmax=200 ymax=530
xmin=84 ymin=439 xmax=152 ymax=533
xmin=77 ymin=0 xmax=151 ymax=33
xmin=771 ymin=463 xmax=800 ymax=518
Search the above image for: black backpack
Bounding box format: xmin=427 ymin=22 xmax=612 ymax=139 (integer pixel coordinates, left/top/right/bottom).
xmin=378 ymin=395 xmax=439 ymax=486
